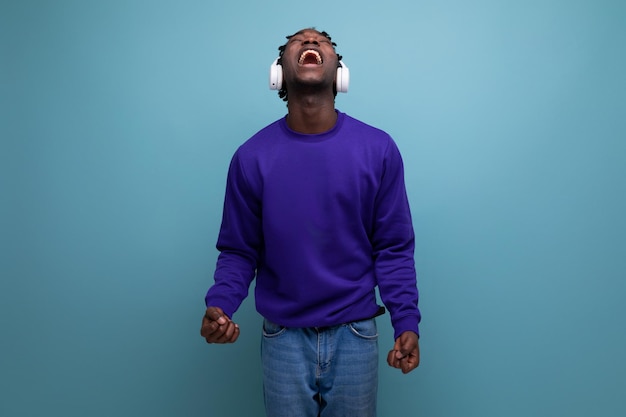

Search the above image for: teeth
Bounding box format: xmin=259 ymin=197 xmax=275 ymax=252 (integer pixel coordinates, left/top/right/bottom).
xmin=298 ymin=50 xmax=322 ymax=65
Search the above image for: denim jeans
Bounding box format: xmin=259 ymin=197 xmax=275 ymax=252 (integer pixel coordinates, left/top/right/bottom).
xmin=261 ymin=318 xmax=379 ymax=417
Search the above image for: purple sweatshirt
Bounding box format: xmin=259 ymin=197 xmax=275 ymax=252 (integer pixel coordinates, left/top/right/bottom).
xmin=205 ymin=111 xmax=420 ymax=338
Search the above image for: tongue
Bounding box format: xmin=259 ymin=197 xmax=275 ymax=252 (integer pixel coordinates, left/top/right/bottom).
xmin=302 ymin=54 xmax=319 ymax=65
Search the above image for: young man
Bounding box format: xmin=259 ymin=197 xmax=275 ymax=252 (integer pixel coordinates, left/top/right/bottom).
xmin=201 ymin=28 xmax=420 ymax=417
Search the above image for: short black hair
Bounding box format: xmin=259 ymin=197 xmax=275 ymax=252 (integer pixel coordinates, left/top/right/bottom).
xmin=276 ymin=28 xmax=343 ymax=102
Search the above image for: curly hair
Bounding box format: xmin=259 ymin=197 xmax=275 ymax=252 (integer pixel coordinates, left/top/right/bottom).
xmin=276 ymin=29 xmax=343 ymax=102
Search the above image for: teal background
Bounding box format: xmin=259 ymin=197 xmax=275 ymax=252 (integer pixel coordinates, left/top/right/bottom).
xmin=1 ymin=0 xmax=625 ymax=416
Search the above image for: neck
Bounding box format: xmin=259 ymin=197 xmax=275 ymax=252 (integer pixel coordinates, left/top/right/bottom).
xmin=286 ymin=92 xmax=337 ymax=134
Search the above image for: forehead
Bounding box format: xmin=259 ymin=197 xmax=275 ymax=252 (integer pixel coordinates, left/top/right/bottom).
xmin=289 ymin=29 xmax=330 ymax=40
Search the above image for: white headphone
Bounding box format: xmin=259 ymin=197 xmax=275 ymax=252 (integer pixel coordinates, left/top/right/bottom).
xmin=269 ymin=59 xmax=350 ymax=93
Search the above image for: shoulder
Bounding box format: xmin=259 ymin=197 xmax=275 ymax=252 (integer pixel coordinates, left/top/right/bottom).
xmin=340 ymin=111 xmax=391 ymax=139
xmin=338 ymin=111 xmax=397 ymax=155
xmin=233 ymin=117 xmax=286 ymax=159
xmin=244 ymin=117 xmax=284 ymax=146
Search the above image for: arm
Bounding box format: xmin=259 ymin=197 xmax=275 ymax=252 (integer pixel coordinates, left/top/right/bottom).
xmin=201 ymin=152 xmax=262 ymax=342
xmin=371 ymin=139 xmax=421 ymax=371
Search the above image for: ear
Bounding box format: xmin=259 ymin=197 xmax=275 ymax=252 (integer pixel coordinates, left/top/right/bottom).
xmin=269 ymin=58 xmax=283 ymax=90
xmin=336 ymin=61 xmax=349 ymax=93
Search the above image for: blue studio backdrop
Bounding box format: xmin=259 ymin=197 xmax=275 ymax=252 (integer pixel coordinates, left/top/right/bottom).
xmin=1 ymin=1 xmax=625 ymax=416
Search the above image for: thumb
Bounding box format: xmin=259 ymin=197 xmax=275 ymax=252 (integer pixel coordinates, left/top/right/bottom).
xmin=394 ymin=332 xmax=417 ymax=358
xmin=205 ymin=306 xmax=229 ymax=325
xmin=393 ymin=338 xmax=408 ymax=359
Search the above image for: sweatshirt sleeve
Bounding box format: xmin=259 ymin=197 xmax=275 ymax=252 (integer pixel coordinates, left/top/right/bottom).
xmin=204 ymin=151 xmax=261 ymax=319
xmin=372 ymin=138 xmax=421 ymax=339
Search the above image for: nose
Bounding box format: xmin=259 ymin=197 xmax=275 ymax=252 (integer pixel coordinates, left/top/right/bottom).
xmin=302 ymin=38 xmax=320 ymax=46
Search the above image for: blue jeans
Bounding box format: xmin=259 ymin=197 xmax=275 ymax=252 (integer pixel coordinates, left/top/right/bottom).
xmin=261 ymin=318 xmax=379 ymax=417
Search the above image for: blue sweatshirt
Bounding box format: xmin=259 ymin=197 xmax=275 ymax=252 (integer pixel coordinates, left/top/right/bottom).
xmin=205 ymin=111 xmax=420 ymax=338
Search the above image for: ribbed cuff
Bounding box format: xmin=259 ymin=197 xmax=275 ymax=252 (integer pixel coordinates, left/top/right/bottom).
xmin=391 ymin=314 xmax=420 ymax=340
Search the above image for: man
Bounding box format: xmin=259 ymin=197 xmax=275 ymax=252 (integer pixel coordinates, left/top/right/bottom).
xmin=201 ymin=28 xmax=420 ymax=417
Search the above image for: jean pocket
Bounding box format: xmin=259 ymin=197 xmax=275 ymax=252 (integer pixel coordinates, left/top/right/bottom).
xmin=262 ymin=319 xmax=287 ymax=338
xmin=348 ymin=318 xmax=378 ymax=340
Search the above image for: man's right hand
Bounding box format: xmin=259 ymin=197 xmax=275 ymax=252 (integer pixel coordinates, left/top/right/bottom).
xmin=200 ymin=306 xmax=240 ymax=344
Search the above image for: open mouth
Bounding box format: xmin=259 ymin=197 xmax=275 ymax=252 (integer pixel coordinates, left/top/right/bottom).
xmin=298 ymin=49 xmax=323 ymax=65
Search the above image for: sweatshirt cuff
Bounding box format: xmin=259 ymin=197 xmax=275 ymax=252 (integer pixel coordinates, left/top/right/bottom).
xmin=391 ymin=314 xmax=420 ymax=340
xmin=204 ymin=295 xmax=237 ymax=320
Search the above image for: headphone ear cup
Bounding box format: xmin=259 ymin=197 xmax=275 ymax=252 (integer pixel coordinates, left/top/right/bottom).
xmin=336 ymin=61 xmax=349 ymax=93
xmin=269 ymin=59 xmax=283 ymax=90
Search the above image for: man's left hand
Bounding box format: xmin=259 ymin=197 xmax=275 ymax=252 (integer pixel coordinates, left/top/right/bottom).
xmin=387 ymin=331 xmax=420 ymax=374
